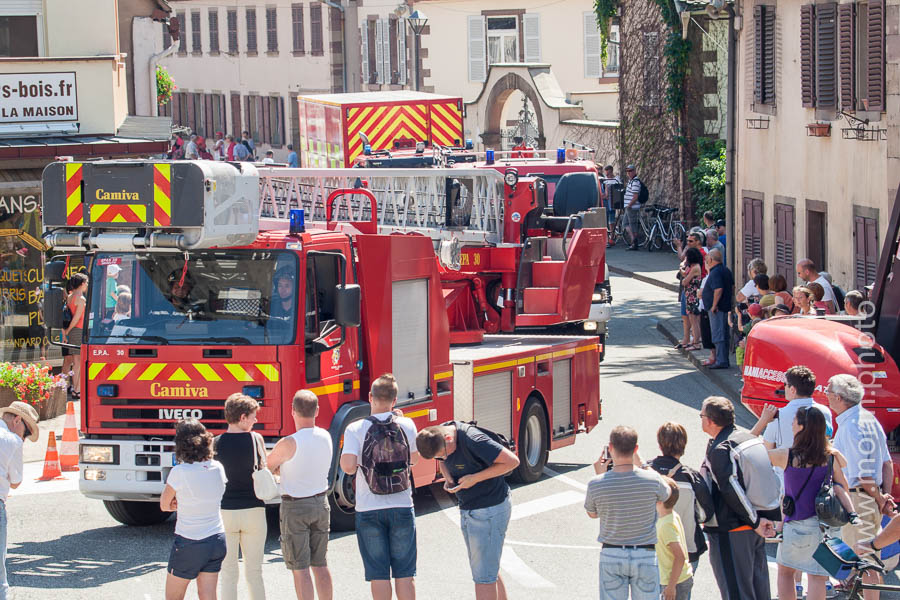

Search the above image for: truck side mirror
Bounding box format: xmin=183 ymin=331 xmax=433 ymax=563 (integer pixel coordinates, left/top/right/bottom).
xmin=335 ymin=284 xmax=361 ymax=328
xmin=45 ymin=261 xmax=67 ymax=284
xmin=43 ymin=287 xmax=65 ymax=329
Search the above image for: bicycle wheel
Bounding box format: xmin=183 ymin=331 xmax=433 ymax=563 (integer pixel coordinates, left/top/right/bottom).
xmin=647 ymin=223 xmax=663 ymax=252
xmin=669 ymin=222 xmax=686 ymax=253
xmin=613 ymin=213 xmax=626 ymax=246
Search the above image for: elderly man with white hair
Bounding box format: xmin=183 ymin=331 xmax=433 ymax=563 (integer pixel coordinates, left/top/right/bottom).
xmin=826 ymin=374 xmax=897 ymax=598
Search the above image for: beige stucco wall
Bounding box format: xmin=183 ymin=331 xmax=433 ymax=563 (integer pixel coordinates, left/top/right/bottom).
xmin=45 ymin=0 xmax=119 ymax=57
xmin=734 ymin=0 xmax=894 ymax=291
xmin=161 ymin=0 xmax=336 ymax=161
xmin=0 ymin=57 xmax=127 ymax=135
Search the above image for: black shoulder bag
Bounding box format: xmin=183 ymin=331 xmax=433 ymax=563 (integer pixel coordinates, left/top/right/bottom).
xmin=815 ymin=454 xmax=850 ymax=527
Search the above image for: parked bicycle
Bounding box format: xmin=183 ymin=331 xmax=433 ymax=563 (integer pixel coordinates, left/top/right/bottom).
xmin=644 ymin=206 xmax=687 ymax=253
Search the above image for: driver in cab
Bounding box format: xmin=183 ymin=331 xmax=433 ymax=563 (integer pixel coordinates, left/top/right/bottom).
xmin=166 ymin=269 xmax=205 ymax=315
xmin=269 ymin=270 xmax=294 ymax=320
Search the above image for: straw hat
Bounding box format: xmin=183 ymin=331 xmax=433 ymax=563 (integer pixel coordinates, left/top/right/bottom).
xmin=0 ymin=402 xmax=39 ymax=442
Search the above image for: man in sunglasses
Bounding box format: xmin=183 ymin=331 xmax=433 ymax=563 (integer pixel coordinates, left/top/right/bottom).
xmin=0 ymin=401 xmax=39 ymax=599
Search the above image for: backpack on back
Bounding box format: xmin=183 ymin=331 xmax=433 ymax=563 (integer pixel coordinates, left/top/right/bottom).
xmin=667 ymin=464 xmax=707 ymax=555
xmin=359 ymin=415 xmax=411 ymax=495
xmin=709 ymin=436 xmax=782 ymax=520
xmin=637 ymin=179 xmax=649 ymax=205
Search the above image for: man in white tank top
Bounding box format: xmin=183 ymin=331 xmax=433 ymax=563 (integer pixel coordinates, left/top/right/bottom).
xmin=267 ymin=390 xmax=334 ymax=600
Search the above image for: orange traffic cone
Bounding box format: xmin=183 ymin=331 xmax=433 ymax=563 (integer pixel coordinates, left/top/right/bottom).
xmin=60 ymin=401 xmax=79 ymax=472
xmin=37 ymin=435 xmax=63 ymax=481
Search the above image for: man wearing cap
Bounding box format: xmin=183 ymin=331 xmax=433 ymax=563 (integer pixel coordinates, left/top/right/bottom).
xmin=105 ymin=264 xmax=122 ymax=317
xmin=623 ymin=165 xmax=645 ymax=251
xmin=0 ymin=401 xmax=39 ymax=598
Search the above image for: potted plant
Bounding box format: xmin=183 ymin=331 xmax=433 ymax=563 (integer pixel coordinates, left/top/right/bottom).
xmin=156 ymin=66 xmax=176 ymax=106
xmin=807 ymin=122 xmax=831 ymax=137
xmin=0 ymin=363 xmax=67 ymax=420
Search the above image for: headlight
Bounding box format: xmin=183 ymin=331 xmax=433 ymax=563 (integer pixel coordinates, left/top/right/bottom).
xmin=504 ymin=169 xmax=518 ymax=187
xmin=584 ymin=321 xmax=599 ymax=331
xmin=81 ymin=445 xmax=116 ymax=464
xmin=592 ymin=293 xmax=603 ymax=302
xmin=84 ymin=468 xmax=106 ymax=481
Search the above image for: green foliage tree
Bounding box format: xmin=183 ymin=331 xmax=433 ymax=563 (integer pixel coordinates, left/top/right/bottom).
xmin=689 ymin=138 xmax=725 ymax=221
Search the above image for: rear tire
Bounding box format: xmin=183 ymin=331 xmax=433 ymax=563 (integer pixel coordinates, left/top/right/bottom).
xmin=669 ymin=222 xmax=686 ymax=253
xmin=647 ymin=225 xmax=662 ymax=252
xmin=511 ymin=398 xmax=549 ymax=483
xmin=103 ymin=500 xmax=171 ymax=526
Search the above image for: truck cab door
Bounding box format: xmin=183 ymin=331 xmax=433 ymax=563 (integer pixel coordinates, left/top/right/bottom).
xmin=303 ymin=248 xmax=359 ymax=407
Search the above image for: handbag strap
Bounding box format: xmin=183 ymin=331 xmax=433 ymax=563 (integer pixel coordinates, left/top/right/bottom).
xmin=667 ymin=462 xmax=683 ymax=478
xmin=252 ymin=432 xmax=267 ymax=471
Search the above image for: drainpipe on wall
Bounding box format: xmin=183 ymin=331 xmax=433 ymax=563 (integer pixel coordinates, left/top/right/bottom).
xmin=149 ymin=40 xmax=178 ymax=118
xmin=725 ymin=5 xmax=737 ymax=276
xmin=322 ymin=0 xmax=348 ymax=93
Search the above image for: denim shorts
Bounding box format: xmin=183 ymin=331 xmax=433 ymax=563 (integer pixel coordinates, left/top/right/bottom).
xmin=355 ymin=507 xmax=417 ymax=581
xmin=167 ymin=533 xmax=227 ymax=580
xmin=598 ymin=547 xmax=659 ymax=600
xmin=776 ymin=516 xmax=831 ymax=577
xmin=460 ymin=497 xmax=512 ymax=584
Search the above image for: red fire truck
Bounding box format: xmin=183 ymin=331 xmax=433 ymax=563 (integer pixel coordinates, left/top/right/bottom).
xmin=41 ymin=160 xmax=603 ymax=529
xmin=741 ymin=190 xmax=900 ymax=496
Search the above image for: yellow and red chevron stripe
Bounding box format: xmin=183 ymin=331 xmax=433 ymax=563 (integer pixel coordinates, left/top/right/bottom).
xmin=65 ymin=163 xmax=84 ymax=226
xmin=153 ymin=163 xmax=172 ymax=226
xmin=430 ymin=101 xmax=463 ymax=147
xmin=346 ymin=103 xmax=430 ymax=164
xmin=89 ymin=204 xmax=147 ymax=223
xmin=88 ymin=362 xmax=281 ymax=383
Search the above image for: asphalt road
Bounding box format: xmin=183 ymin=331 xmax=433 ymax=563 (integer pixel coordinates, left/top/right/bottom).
xmin=6 ymin=275 xmax=782 ymax=599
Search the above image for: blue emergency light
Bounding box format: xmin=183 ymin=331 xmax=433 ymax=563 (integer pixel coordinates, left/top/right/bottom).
xmin=465 ymin=139 xmax=474 ymax=150
xmin=556 ymin=148 xmax=566 ymax=163
xmin=363 ymin=144 xmax=372 ymax=155
xmin=486 ymin=149 xmax=495 ymax=165
xmin=289 ymin=209 xmax=305 ymax=235
xmin=242 ymin=385 xmax=264 ymax=399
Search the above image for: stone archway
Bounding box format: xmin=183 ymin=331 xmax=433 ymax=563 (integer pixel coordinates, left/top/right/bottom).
xmin=481 ymin=72 xmax=546 ymax=149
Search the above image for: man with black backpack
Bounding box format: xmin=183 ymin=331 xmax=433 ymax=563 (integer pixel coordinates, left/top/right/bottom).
xmin=340 ymin=374 xmax=419 ymax=600
xmin=623 ymin=165 xmax=648 ymax=251
xmin=700 ymin=396 xmax=779 ymax=600
xmin=416 ymin=422 xmax=519 ymax=600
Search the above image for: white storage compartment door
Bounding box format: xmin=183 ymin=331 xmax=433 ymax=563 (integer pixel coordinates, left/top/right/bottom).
xmin=473 ymin=371 xmax=512 ymax=439
xmin=392 ymin=279 xmax=429 ymax=403
xmin=552 ymin=358 xmax=572 ymax=434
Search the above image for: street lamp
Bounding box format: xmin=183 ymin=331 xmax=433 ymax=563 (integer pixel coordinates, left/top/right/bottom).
xmin=406 ymin=10 xmax=428 ymax=91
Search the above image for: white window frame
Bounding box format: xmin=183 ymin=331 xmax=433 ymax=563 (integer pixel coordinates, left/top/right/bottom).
xmin=487 ymin=15 xmax=519 ymax=65
xmin=0 ymin=6 xmax=44 ymax=57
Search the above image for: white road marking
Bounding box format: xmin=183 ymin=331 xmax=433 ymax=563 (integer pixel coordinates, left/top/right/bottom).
xmin=9 ymin=462 xmax=79 ymax=497
xmin=431 ymin=487 xmax=556 ymax=589
xmin=505 ymin=539 xmax=599 ymax=551
xmin=510 ymin=491 xmax=584 ymax=521
xmin=542 ymin=466 xmax=588 ymax=491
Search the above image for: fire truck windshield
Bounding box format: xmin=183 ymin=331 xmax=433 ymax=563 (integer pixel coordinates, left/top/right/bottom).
xmin=86 ymin=251 xmax=299 ymax=345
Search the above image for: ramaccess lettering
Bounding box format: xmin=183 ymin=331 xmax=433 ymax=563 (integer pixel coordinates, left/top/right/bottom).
xmin=742 ymin=365 xmax=787 ymax=383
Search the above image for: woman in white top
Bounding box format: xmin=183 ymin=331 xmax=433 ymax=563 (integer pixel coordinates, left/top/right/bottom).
xmin=161 ymin=419 xmax=228 ymax=600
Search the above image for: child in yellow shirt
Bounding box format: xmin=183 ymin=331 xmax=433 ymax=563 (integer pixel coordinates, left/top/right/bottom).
xmin=656 ymin=477 xmax=693 ymax=600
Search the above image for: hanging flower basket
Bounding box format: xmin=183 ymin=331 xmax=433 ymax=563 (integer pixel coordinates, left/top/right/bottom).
xmin=806 ymin=122 xmax=831 ymax=137
xmin=0 ymin=363 xmax=68 ymax=421
xmin=156 ymin=66 xmax=176 ymax=106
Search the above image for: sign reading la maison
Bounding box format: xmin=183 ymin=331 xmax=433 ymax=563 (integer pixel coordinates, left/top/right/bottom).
xmin=0 ymin=72 xmax=78 ymax=123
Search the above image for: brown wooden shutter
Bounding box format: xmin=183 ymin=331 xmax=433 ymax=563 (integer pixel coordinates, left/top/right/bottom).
xmin=763 ymin=7 xmax=776 ymax=104
xmin=801 ymin=5 xmax=816 ymax=107
xmin=742 ymin=196 xmax=765 ymax=266
xmin=262 ymin=97 xmax=271 ymax=144
xmin=754 ymin=6 xmax=763 ymax=105
xmin=231 ymin=93 xmax=242 ymax=137
xmin=866 ymin=0 xmax=885 ymax=111
xmin=775 ymin=204 xmax=795 ymax=288
xmin=854 ymin=215 xmax=879 ymax=289
xmin=815 ymin=3 xmax=838 ymax=108
xmin=186 ymin=93 xmax=196 ymax=132
xmin=838 ymin=3 xmax=855 ymax=110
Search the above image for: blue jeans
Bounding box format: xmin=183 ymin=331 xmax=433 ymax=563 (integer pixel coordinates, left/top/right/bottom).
xmin=0 ymin=500 xmax=7 ymax=599
xmin=708 ymin=309 xmax=730 ymax=367
xmin=598 ymin=547 xmax=659 ymax=600
xmin=355 ymin=507 xmax=417 ymax=581
xmin=460 ymin=497 xmax=512 ymax=584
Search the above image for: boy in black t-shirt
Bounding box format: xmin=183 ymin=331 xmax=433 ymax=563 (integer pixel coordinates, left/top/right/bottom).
xmin=417 ymin=423 xmax=520 ymax=600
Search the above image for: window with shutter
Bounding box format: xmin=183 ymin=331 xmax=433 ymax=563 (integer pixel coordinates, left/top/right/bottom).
xmin=775 ymin=203 xmax=795 ymax=287
xmin=366 ymin=19 xmax=377 ymax=85
xmin=178 ymin=12 xmax=187 ymax=54
xmin=375 ymin=19 xmax=385 ymax=85
xmin=605 ymin=25 xmax=620 ymax=76
xmin=468 ymin=15 xmax=486 ymax=82
xmin=742 ymin=195 xmax=764 ymax=266
xmin=162 ymin=20 xmax=172 ymax=49
xmin=754 ymin=5 xmax=776 ymax=107
xmin=230 ymin=93 xmax=242 ymax=137
xmin=292 ymin=4 xmax=304 ymax=54
xmin=854 ymin=214 xmax=879 ymax=289
xmin=815 ymin=3 xmax=837 ymax=109
xmin=838 ymin=3 xmax=855 ymax=110
xmin=806 ymin=207 xmax=827 ymax=273
xmin=191 ymin=11 xmax=201 ymax=54
xmin=246 ymin=8 xmax=257 ymax=53
xmin=865 ymin=0 xmax=884 ymax=111
xmin=361 ymin=20 xmax=370 ymax=85
xmin=310 ymin=3 xmax=323 ymax=55
xmin=388 ymin=17 xmax=398 ymax=84
xmin=643 ymin=32 xmax=660 ymax=107
xmin=800 ymin=5 xmax=815 ymax=107
xmin=523 ymin=14 xmax=541 ymax=63
xmin=398 ymin=19 xmax=407 ymax=85
xmin=227 ymin=10 xmax=238 ymax=54
xmin=583 ymin=12 xmax=601 ymax=78
xmin=208 ymin=9 xmax=219 ymax=54
xmin=381 ymin=18 xmax=392 ymax=86
xmin=267 ymin=7 xmax=278 ymax=53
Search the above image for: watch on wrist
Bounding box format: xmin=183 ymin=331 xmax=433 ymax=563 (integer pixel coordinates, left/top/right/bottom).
xmin=870 ymin=539 xmax=881 ymax=552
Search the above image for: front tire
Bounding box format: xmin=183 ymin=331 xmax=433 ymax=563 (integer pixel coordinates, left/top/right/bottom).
xmin=103 ymin=500 xmax=171 ymax=526
xmin=511 ymin=398 xmax=549 ymax=483
xmin=328 ymin=465 xmax=357 ymax=532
